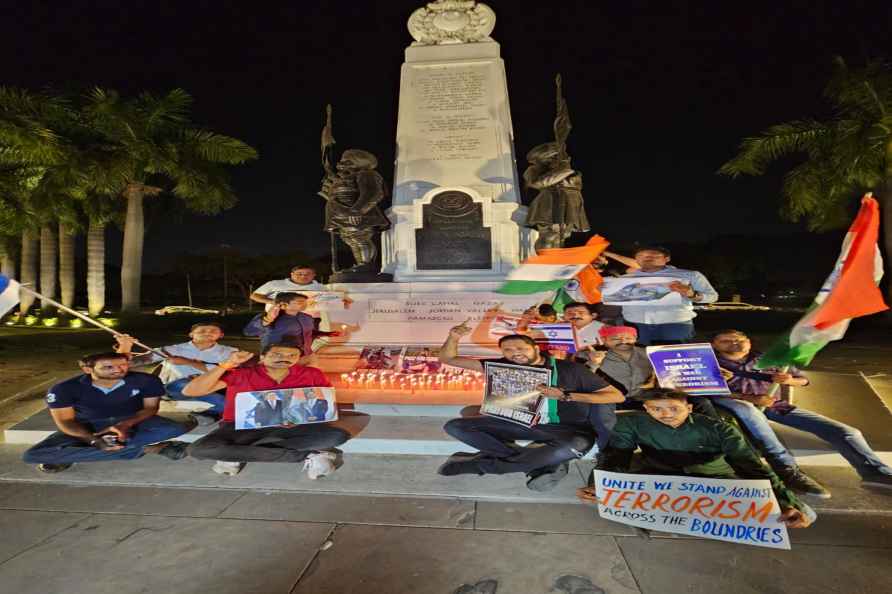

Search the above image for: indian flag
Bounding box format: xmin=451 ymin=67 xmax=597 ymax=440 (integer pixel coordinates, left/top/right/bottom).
xmin=498 ymin=235 xmax=609 ymax=296
xmin=758 ymin=195 xmax=888 ymax=368
xmin=0 ymin=274 xmax=21 ymax=318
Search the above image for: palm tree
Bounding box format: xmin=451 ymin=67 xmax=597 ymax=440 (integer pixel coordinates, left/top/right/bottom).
xmin=80 ymin=193 xmax=121 ymax=315
xmin=83 ymin=88 xmax=258 ymax=313
xmin=720 ymin=57 xmax=892 ymax=297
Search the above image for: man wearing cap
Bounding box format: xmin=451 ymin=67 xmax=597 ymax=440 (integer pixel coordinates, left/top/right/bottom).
xmin=618 ymin=246 xmax=718 ymax=345
xmin=583 ymin=325 xmax=721 ymax=418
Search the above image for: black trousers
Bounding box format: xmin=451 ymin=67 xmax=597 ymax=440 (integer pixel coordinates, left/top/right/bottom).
xmin=443 ymin=415 xmax=593 ymax=475
xmin=188 ymin=422 xmax=350 ymax=463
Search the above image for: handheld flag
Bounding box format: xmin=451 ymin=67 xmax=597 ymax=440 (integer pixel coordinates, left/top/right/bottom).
xmin=498 ymin=235 xmax=609 ymax=296
xmin=0 ymin=274 xmax=21 ymax=318
xmin=757 ymin=195 xmax=888 ymax=368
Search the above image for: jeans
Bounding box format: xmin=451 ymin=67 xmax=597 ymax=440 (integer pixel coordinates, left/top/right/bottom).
xmin=188 ymin=422 xmax=350 ymax=463
xmin=443 ymin=416 xmax=593 ymax=475
xmin=632 ymin=322 xmax=694 ymax=346
xmin=587 ymin=403 xmax=617 ymax=450
xmin=22 ymin=416 xmax=190 ymax=465
xmin=714 ymin=397 xmax=892 ymax=477
xmin=165 ymin=377 xmax=226 ymax=416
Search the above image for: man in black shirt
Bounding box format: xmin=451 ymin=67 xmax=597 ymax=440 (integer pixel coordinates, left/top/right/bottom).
xmin=437 ymin=323 xmax=624 ymax=491
xmin=22 ymin=352 xmax=192 ymax=473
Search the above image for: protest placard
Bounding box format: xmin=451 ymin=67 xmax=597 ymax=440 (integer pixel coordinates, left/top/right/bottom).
xmin=481 ymin=361 xmax=551 ymax=427
xmin=356 ymin=345 xmax=405 ymax=370
xmin=527 ymin=322 xmax=577 ymax=355
xmin=647 ymin=343 xmax=731 ymax=396
xmin=593 ymin=470 xmax=791 ymax=549
xmin=600 ymin=276 xmax=684 ymax=306
xmin=234 ymin=387 xmax=338 ymax=430
xmin=302 ymin=291 xmax=346 ymax=311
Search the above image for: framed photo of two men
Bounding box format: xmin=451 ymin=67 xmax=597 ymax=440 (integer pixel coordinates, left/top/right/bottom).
xmin=235 ymin=387 xmax=338 ymax=430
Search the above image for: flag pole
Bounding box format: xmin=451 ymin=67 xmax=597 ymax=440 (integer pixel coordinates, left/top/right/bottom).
xmin=16 ymin=285 xmax=168 ymax=359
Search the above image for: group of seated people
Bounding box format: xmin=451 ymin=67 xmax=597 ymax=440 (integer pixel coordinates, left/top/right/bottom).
xmin=20 ymin=261 xmax=892 ymax=533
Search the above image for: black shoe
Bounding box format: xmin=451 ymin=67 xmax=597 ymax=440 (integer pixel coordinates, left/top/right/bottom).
xmin=777 ymin=467 xmax=831 ymax=499
xmin=152 ymin=441 xmax=190 ymax=460
xmin=526 ymin=461 xmax=570 ymax=492
xmin=37 ymin=463 xmax=72 ymax=473
xmin=438 ymin=452 xmax=485 ymax=477
xmin=862 ymin=473 xmax=892 ymax=490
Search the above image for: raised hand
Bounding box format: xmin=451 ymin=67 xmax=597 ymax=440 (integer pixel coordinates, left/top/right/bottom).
xmin=448 ymin=319 xmax=473 ymax=340
xmin=224 ymin=351 xmax=256 ymax=368
xmin=113 ymin=334 xmax=138 ymax=354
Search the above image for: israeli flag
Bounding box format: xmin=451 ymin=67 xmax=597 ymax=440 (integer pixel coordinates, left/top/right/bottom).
xmin=0 ymin=274 xmax=21 ymax=318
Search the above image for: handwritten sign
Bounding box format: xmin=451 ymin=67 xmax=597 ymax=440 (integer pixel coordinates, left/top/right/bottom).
xmin=482 ymin=362 xmax=551 ymax=427
xmin=593 ymin=470 xmax=791 ymax=549
xmin=647 ymin=343 xmax=731 ymax=396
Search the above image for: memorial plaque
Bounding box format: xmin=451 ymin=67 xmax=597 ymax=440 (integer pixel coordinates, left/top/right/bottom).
xmin=415 ymin=191 xmax=492 ymax=270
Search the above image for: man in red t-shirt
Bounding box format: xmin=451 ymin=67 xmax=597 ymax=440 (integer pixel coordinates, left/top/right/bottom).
xmin=182 ymin=341 xmax=349 ymax=477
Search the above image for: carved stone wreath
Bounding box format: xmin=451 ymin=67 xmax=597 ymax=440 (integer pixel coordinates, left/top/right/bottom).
xmin=407 ymin=1 xmax=496 ymax=46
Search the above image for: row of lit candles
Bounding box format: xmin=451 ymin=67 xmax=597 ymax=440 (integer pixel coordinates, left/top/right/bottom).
xmin=338 ymin=369 xmax=485 ymax=391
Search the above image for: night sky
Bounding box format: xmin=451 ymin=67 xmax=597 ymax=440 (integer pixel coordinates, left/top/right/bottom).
xmin=4 ymin=0 xmax=891 ymax=272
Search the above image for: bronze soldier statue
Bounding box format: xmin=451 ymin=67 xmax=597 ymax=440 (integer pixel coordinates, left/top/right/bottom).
xmin=319 ymin=106 xmax=390 ymax=278
xmin=524 ymin=75 xmax=590 ymax=250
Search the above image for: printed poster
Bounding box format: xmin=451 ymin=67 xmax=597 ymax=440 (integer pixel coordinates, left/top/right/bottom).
xmin=234 ymin=387 xmax=338 ymax=430
xmin=646 ymin=343 xmax=731 ymax=396
xmin=401 ymin=346 xmax=443 ymax=374
xmin=592 ymin=470 xmax=791 ymax=549
xmin=481 ymin=361 xmax=551 ymax=427
xmin=356 ymin=345 xmax=404 ymax=370
xmin=600 ymin=276 xmax=684 ymax=306
xmin=526 ymin=322 xmax=577 ymax=355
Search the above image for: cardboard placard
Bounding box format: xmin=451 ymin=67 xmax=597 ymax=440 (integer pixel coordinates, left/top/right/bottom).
xmin=647 ymin=343 xmax=731 ymax=396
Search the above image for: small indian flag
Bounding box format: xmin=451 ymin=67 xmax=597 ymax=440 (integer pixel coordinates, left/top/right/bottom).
xmin=498 ymin=236 xmax=609 ymax=295
xmin=0 ymin=273 xmax=21 ymax=318
xmin=758 ymin=195 xmax=888 ymax=368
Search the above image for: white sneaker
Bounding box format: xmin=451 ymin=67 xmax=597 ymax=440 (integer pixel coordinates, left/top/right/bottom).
xmin=212 ymin=461 xmax=245 ymax=476
xmin=303 ymin=451 xmax=337 ymax=480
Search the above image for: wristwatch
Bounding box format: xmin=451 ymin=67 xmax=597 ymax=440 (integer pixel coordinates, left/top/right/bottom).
xmin=560 ymin=389 xmax=573 ymax=401
xmin=690 ymin=290 xmax=701 ymax=301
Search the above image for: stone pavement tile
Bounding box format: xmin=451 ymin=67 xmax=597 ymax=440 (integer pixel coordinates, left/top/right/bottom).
xmin=0 ymin=509 xmax=88 ymax=564
xmin=475 ymin=501 xmax=637 ymax=535
xmin=801 ymin=466 xmax=892 ymax=512
xmin=0 ymin=514 xmax=333 ymax=594
xmin=615 ymin=538 xmax=890 ymax=594
xmin=0 ymin=482 xmax=245 ymax=517
xmin=292 ymin=525 xmax=641 ymax=594
xmin=221 ymin=491 xmax=475 ymax=528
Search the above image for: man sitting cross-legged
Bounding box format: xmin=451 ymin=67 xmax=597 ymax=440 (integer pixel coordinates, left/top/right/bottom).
xmin=711 ymin=329 xmax=892 ymax=495
xmin=437 ymin=322 xmax=624 ymax=491
xmin=182 ymin=340 xmax=349 ymax=479
xmin=113 ymin=322 xmax=237 ymax=424
xmin=577 ymin=388 xmax=812 ymax=529
xmin=23 ymin=352 xmax=192 ymax=473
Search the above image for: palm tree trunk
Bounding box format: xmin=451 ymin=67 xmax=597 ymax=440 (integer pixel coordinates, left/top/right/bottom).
xmin=0 ymin=237 xmax=15 ymax=278
xmin=39 ymin=225 xmax=58 ymax=313
xmin=19 ymin=229 xmax=38 ymax=314
xmin=59 ymin=222 xmax=76 ymax=308
xmin=87 ymin=220 xmax=106 ymax=316
xmin=120 ymin=191 xmax=145 ymax=313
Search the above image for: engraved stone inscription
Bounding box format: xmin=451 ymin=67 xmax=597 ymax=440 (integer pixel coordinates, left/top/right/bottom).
xmin=415 ymin=191 xmax=492 ymax=270
xmin=412 ymin=64 xmax=496 ymax=161
xmin=367 ymin=296 xmax=534 ymax=323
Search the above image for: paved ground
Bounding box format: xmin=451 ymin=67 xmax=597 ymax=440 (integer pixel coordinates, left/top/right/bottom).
xmin=0 ymin=479 xmax=889 ymax=594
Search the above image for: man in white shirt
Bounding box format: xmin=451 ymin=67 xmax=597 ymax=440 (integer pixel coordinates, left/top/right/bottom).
xmin=250 ymin=266 xmax=324 ymax=311
xmin=114 ymin=322 xmax=238 ymax=421
xmin=619 ymin=246 xmax=718 ymax=345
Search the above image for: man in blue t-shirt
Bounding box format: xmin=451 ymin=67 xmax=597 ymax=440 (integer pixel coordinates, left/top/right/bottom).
xmin=22 ymin=352 xmax=193 ymax=473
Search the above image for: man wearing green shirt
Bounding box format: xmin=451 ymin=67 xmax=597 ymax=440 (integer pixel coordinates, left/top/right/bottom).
xmin=578 ymin=388 xmax=812 ymax=528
